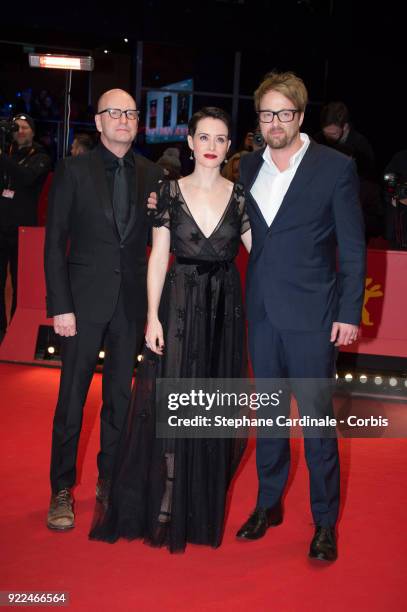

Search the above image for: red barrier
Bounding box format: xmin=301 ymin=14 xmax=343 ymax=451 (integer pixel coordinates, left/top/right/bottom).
xmin=0 ymin=230 xmax=406 ymax=364
xmin=0 ymin=227 xmax=50 ymax=364
xmin=342 ymin=249 xmax=407 ymax=358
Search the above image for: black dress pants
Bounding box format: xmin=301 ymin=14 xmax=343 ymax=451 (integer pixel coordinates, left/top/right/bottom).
xmin=50 ymin=289 xmax=143 ymax=493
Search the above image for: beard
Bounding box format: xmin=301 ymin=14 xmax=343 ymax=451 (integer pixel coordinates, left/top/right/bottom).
xmin=266 ymin=132 xmax=288 ymax=149
xmin=265 ymin=126 xmax=298 ymax=150
xmin=15 ymin=136 xmax=32 ymax=148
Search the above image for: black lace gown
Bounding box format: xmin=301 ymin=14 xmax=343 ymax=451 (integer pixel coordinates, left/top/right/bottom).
xmin=89 ymin=179 xmax=250 ymax=552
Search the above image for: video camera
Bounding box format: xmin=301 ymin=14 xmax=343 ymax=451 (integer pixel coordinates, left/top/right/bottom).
xmin=383 ymin=172 xmax=407 ymax=249
xmin=0 ymin=119 xmax=19 ymax=136
xmin=383 ymin=172 xmax=407 ymax=201
xmin=0 ymin=119 xmax=19 ymax=151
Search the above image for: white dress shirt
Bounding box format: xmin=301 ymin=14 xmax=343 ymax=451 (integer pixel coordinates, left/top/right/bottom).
xmin=250 ymin=133 xmax=310 ymax=227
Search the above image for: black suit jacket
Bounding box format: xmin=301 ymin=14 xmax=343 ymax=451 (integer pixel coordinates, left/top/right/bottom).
xmin=44 ymin=147 xmax=163 ymax=323
xmin=240 ymin=141 xmax=366 ymax=331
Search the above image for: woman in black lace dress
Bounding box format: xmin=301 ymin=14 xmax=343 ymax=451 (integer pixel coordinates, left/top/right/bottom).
xmin=89 ymin=107 xmax=252 ymax=552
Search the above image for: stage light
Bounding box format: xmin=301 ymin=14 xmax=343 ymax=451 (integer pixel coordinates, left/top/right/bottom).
xmin=104 ymin=49 xmax=109 ymax=54
xmin=335 ymin=373 xmax=339 ymax=379
xmin=137 ymin=354 xmax=143 ymax=362
xmin=374 ymin=376 xmax=383 ymax=385
xmin=389 ymin=377 xmax=398 ymax=387
xmin=99 ymin=351 xmax=105 ymax=359
xmin=47 ymin=346 xmax=55 ymax=354
xmin=344 ymin=373 xmax=353 ymax=382
xmin=359 ymin=374 xmax=368 ymax=383
xmin=124 ymin=38 xmax=129 ymax=43
xmin=29 ymin=53 xmax=94 ymax=71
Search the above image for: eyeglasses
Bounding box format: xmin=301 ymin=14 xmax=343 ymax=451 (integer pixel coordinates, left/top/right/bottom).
xmin=257 ymin=109 xmax=300 ymax=123
xmin=97 ymin=108 xmax=140 ymax=120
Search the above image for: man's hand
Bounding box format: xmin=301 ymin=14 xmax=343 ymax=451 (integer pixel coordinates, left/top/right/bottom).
xmin=147 ymin=192 xmax=158 ymax=210
xmin=54 ymin=313 xmax=76 ymax=337
xmin=330 ymin=322 xmax=359 ymax=347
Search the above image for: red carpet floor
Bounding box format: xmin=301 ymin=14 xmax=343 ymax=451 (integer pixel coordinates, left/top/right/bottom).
xmin=0 ymin=363 xmax=406 ymax=611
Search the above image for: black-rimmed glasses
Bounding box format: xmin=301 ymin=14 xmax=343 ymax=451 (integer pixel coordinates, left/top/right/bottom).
xmin=257 ymin=109 xmax=300 ymax=123
xmin=97 ymin=108 xmax=140 ymax=120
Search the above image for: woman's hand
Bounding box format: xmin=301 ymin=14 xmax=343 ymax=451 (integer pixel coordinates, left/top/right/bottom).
xmin=145 ymin=317 xmax=165 ymax=354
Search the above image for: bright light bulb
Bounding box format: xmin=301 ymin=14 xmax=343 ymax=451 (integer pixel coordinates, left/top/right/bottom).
xmin=389 ymin=377 xmax=398 ymax=387
xmin=359 ymin=374 xmax=368 ymax=383
xmin=345 ymin=373 xmax=353 ymax=382
xmin=47 ymin=346 xmax=55 ymax=354
xmin=99 ymin=351 xmax=105 ymax=359
xmin=374 ymin=376 xmax=383 ymax=385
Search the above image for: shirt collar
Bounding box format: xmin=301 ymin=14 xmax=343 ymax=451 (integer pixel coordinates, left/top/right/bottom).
xmin=263 ymin=133 xmax=310 ymax=172
xmin=98 ymin=141 xmax=134 ymax=169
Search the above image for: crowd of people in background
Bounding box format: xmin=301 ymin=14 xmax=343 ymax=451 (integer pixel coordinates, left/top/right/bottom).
xmin=0 ymin=87 xmax=96 ymax=165
xmin=0 ymin=87 xmax=96 ymax=125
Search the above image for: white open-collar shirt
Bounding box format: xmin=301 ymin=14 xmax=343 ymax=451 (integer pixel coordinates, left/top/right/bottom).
xmin=250 ymin=133 xmax=310 ymax=227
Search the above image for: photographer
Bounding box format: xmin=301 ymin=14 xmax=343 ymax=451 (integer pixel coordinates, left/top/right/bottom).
xmin=383 ymin=149 xmax=407 ymax=249
xmin=241 ymin=128 xmax=265 ymax=153
xmin=0 ymin=114 xmax=51 ymax=340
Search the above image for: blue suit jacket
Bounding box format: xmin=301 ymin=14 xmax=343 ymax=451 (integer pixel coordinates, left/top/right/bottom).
xmin=240 ymin=141 xmax=366 ymax=331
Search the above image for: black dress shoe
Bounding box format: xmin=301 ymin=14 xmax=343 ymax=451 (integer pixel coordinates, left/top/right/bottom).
xmin=309 ymin=526 xmax=337 ymax=561
xmin=236 ymin=502 xmax=283 ymax=540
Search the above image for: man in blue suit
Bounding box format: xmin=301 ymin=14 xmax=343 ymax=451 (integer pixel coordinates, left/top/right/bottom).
xmin=236 ymin=72 xmax=366 ymax=561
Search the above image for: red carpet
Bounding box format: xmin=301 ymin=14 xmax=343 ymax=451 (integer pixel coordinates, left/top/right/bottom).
xmin=0 ymin=363 xmax=406 ymax=611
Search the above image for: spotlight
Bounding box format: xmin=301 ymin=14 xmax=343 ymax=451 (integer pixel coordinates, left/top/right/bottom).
xmin=104 ymin=49 xmax=109 ymax=54
xmin=137 ymin=354 xmax=143 ymax=363
xmin=99 ymin=350 xmax=105 ymax=359
xmin=47 ymin=346 xmax=55 ymax=354
xmin=124 ymin=38 xmax=129 ymax=43
xmin=335 ymin=373 xmax=339 ymax=379
xmin=374 ymin=376 xmax=383 ymax=385
xmin=359 ymin=374 xmax=368 ymax=383
xmin=344 ymin=373 xmax=353 ymax=382
xmin=389 ymin=377 xmax=398 ymax=387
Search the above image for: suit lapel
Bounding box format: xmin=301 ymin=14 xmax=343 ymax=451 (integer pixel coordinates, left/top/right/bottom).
xmin=267 ymin=140 xmax=320 ymax=232
xmin=89 ymin=149 xmax=118 ymax=235
xmin=244 ymin=150 xmax=269 ymax=227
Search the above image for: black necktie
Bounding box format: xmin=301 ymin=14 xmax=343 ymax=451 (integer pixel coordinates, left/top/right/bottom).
xmin=113 ymin=158 xmax=130 ymax=238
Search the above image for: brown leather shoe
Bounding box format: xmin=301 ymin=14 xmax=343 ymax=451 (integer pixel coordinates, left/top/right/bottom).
xmin=96 ymin=478 xmax=111 ymax=507
xmin=47 ymin=488 xmax=74 ymax=531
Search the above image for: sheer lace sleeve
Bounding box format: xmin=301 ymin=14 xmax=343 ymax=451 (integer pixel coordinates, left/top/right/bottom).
xmin=235 ymin=182 xmax=250 ymax=234
xmin=147 ymin=180 xmax=172 ymax=228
